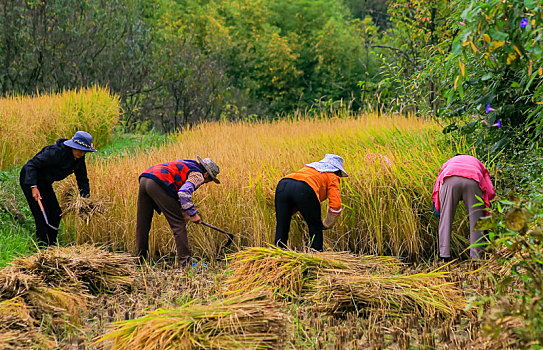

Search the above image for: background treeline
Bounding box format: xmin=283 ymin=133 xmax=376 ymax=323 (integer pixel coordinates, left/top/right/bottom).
xmin=1 ymin=0 xmax=542 ymax=149
xmin=0 ymin=0 xmax=429 ymax=132
xmin=0 ymin=0 xmax=379 ymax=131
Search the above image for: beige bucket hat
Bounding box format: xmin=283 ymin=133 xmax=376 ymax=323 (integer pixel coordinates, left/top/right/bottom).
xmin=197 ymin=156 xmax=220 ymax=184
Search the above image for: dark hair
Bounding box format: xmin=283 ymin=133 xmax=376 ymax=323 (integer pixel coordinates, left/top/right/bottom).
xmin=334 ymin=170 xmax=342 ymax=177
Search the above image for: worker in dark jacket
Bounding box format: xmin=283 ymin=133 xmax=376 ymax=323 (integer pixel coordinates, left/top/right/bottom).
xmin=136 ymin=156 xmax=220 ymax=267
xmin=19 ymin=131 xmax=97 ymax=246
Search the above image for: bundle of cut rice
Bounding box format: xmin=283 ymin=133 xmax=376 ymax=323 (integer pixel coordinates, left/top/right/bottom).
xmin=0 ymin=267 xmax=41 ymax=299
xmin=98 ymin=291 xmax=286 ymax=350
xmin=0 ymin=267 xmax=88 ymax=326
xmin=57 ymin=179 xmax=110 ymax=223
xmin=310 ymin=270 xmax=466 ymax=318
xmin=226 ymin=246 xmax=402 ymax=297
xmin=0 ymin=297 xmax=55 ymax=350
xmin=62 ymin=196 xmax=110 ymax=223
xmin=11 ymin=244 xmax=136 ymax=294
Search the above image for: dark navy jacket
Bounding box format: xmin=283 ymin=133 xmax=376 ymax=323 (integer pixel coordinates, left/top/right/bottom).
xmin=21 ymin=138 xmax=90 ymax=197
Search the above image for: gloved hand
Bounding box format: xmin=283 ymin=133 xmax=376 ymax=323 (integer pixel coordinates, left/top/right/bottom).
xmin=323 ymin=212 xmax=338 ymax=229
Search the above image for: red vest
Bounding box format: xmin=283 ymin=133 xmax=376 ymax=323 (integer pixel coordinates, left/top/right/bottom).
xmin=140 ymin=160 xmax=203 ymax=198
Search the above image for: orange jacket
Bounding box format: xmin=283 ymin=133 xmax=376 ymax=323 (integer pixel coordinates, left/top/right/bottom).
xmin=284 ymin=166 xmax=342 ymax=215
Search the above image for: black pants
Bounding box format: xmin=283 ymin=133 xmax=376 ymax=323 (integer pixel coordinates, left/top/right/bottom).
xmin=19 ymin=168 xmax=61 ymax=246
xmin=274 ymin=178 xmax=324 ymax=251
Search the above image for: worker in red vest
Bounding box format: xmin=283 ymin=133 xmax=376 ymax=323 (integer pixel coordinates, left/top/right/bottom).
xmin=136 ymin=156 xmax=220 ymax=267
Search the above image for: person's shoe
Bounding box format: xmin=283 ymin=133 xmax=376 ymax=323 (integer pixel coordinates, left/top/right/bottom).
xmin=439 ymin=256 xmax=452 ymax=263
xmin=191 ymin=261 xmax=208 ymax=268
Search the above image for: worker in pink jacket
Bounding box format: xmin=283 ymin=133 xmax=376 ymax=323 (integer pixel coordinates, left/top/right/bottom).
xmin=431 ymin=155 xmax=495 ymax=260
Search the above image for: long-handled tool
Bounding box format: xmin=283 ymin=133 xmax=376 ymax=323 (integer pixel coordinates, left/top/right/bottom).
xmin=37 ymin=198 xmax=62 ymax=232
xmin=201 ymin=221 xmax=234 ymax=250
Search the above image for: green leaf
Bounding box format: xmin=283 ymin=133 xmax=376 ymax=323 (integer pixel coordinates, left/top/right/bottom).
xmin=511 ymin=81 xmax=521 ymax=88
xmin=442 ymin=123 xmax=458 ymax=134
xmin=451 ymin=38 xmax=463 ymax=55
xmin=475 ymin=216 xmax=496 ymax=231
xmin=489 ymin=28 xmax=508 ymax=41
xmin=524 ymin=73 xmax=538 ymax=93
xmin=524 ymin=0 xmax=538 ymax=9
xmin=482 ymin=73 xmax=493 ymax=81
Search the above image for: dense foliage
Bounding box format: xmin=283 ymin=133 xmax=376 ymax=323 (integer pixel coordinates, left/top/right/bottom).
xmin=0 ymin=0 xmax=387 ymax=131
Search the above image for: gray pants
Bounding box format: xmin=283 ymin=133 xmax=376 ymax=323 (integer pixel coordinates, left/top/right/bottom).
xmin=136 ymin=177 xmax=191 ymax=266
xmin=438 ymin=176 xmax=485 ymax=259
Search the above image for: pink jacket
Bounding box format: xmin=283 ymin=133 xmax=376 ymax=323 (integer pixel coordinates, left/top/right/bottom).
xmin=431 ymin=155 xmax=496 ymax=212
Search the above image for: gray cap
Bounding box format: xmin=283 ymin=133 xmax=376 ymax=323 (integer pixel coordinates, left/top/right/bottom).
xmin=197 ymin=156 xmax=220 ymax=184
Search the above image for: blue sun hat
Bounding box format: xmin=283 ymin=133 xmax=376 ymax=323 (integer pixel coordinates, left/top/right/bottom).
xmin=64 ymin=131 xmax=97 ymax=152
xmin=306 ymin=154 xmax=348 ymax=177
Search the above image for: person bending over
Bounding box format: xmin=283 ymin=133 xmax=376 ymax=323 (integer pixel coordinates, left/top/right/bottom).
xmin=20 ymin=131 xmax=96 ymax=246
xmin=432 ymin=154 xmax=495 ymax=260
xmin=274 ymin=154 xmax=347 ymax=251
xmin=136 ymin=156 xmax=220 ymax=267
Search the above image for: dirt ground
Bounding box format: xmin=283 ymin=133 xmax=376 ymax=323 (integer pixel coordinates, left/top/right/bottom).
xmin=56 ymin=258 xmax=508 ymax=350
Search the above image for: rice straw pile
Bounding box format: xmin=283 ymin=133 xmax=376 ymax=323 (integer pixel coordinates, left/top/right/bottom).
xmin=0 ymin=297 xmax=55 ymax=350
xmin=11 ymin=244 xmax=136 ymax=293
xmin=226 ymin=246 xmax=467 ymax=318
xmin=0 ymin=271 xmax=87 ymax=348
xmin=98 ymin=290 xmax=286 ymax=350
xmin=0 ymin=245 xmax=138 ymax=348
xmin=0 ymin=266 xmax=88 ymax=324
xmin=309 ymin=270 xmax=466 ymax=317
xmin=226 ymin=245 xmax=403 ymax=296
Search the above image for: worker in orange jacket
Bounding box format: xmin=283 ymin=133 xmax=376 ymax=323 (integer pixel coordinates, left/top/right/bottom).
xmin=274 ymin=154 xmax=347 ymax=251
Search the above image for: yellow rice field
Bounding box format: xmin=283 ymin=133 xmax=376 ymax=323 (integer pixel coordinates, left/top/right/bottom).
xmin=63 ymin=113 xmax=462 ymax=260
xmin=0 ymin=86 xmax=119 ymax=170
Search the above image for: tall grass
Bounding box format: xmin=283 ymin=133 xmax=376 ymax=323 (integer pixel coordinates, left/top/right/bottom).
xmin=0 ymin=86 xmax=119 ymax=170
xmin=64 ymin=113 xmax=461 ymax=260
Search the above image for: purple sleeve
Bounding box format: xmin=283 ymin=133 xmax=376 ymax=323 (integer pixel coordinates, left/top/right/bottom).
xmin=178 ymin=181 xmax=197 ymax=216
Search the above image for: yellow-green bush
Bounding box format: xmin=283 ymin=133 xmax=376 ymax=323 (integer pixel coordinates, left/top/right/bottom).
xmin=0 ymin=86 xmax=119 ymax=170
xmin=64 ymin=113 xmax=463 ymax=260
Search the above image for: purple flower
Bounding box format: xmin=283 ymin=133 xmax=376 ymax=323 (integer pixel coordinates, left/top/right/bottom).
xmin=492 ymin=120 xmax=502 ymax=128
xmin=482 ymin=120 xmax=488 ymax=125
xmin=459 ymin=21 xmax=466 ymax=26
xmin=486 ymin=104 xmax=495 ymax=113
xmin=520 ymin=18 xmax=528 ymax=29
xmin=471 ymin=114 xmax=477 ymax=118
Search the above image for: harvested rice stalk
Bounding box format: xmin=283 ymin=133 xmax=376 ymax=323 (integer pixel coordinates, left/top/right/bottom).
xmin=0 ymin=267 xmax=42 ymax=299
xmin=310 ymin=270 xmax=466 ymax=318
xmin=12 ymin=244 xmax=136 ymax=294
xmin=98 ymin=291 xmax=286 ymax=350
xmin=0 ymin=297 xmax=55 ymax=350
xmin=0 ymin=267 xmax=89 ymax=324
xmin=57 ymin=179 xmax=110 ymax=222
xmin=226 ymin=246 xmax=402 ymax=296
xmin=26 ymin=287 xmax=88 ymax=326
xmin=62 ymin=196 xmax=110 ymax=223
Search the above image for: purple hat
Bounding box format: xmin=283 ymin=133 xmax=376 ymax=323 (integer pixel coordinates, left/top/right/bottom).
xmin=64 ymin=131 xmax=97 ymax=152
